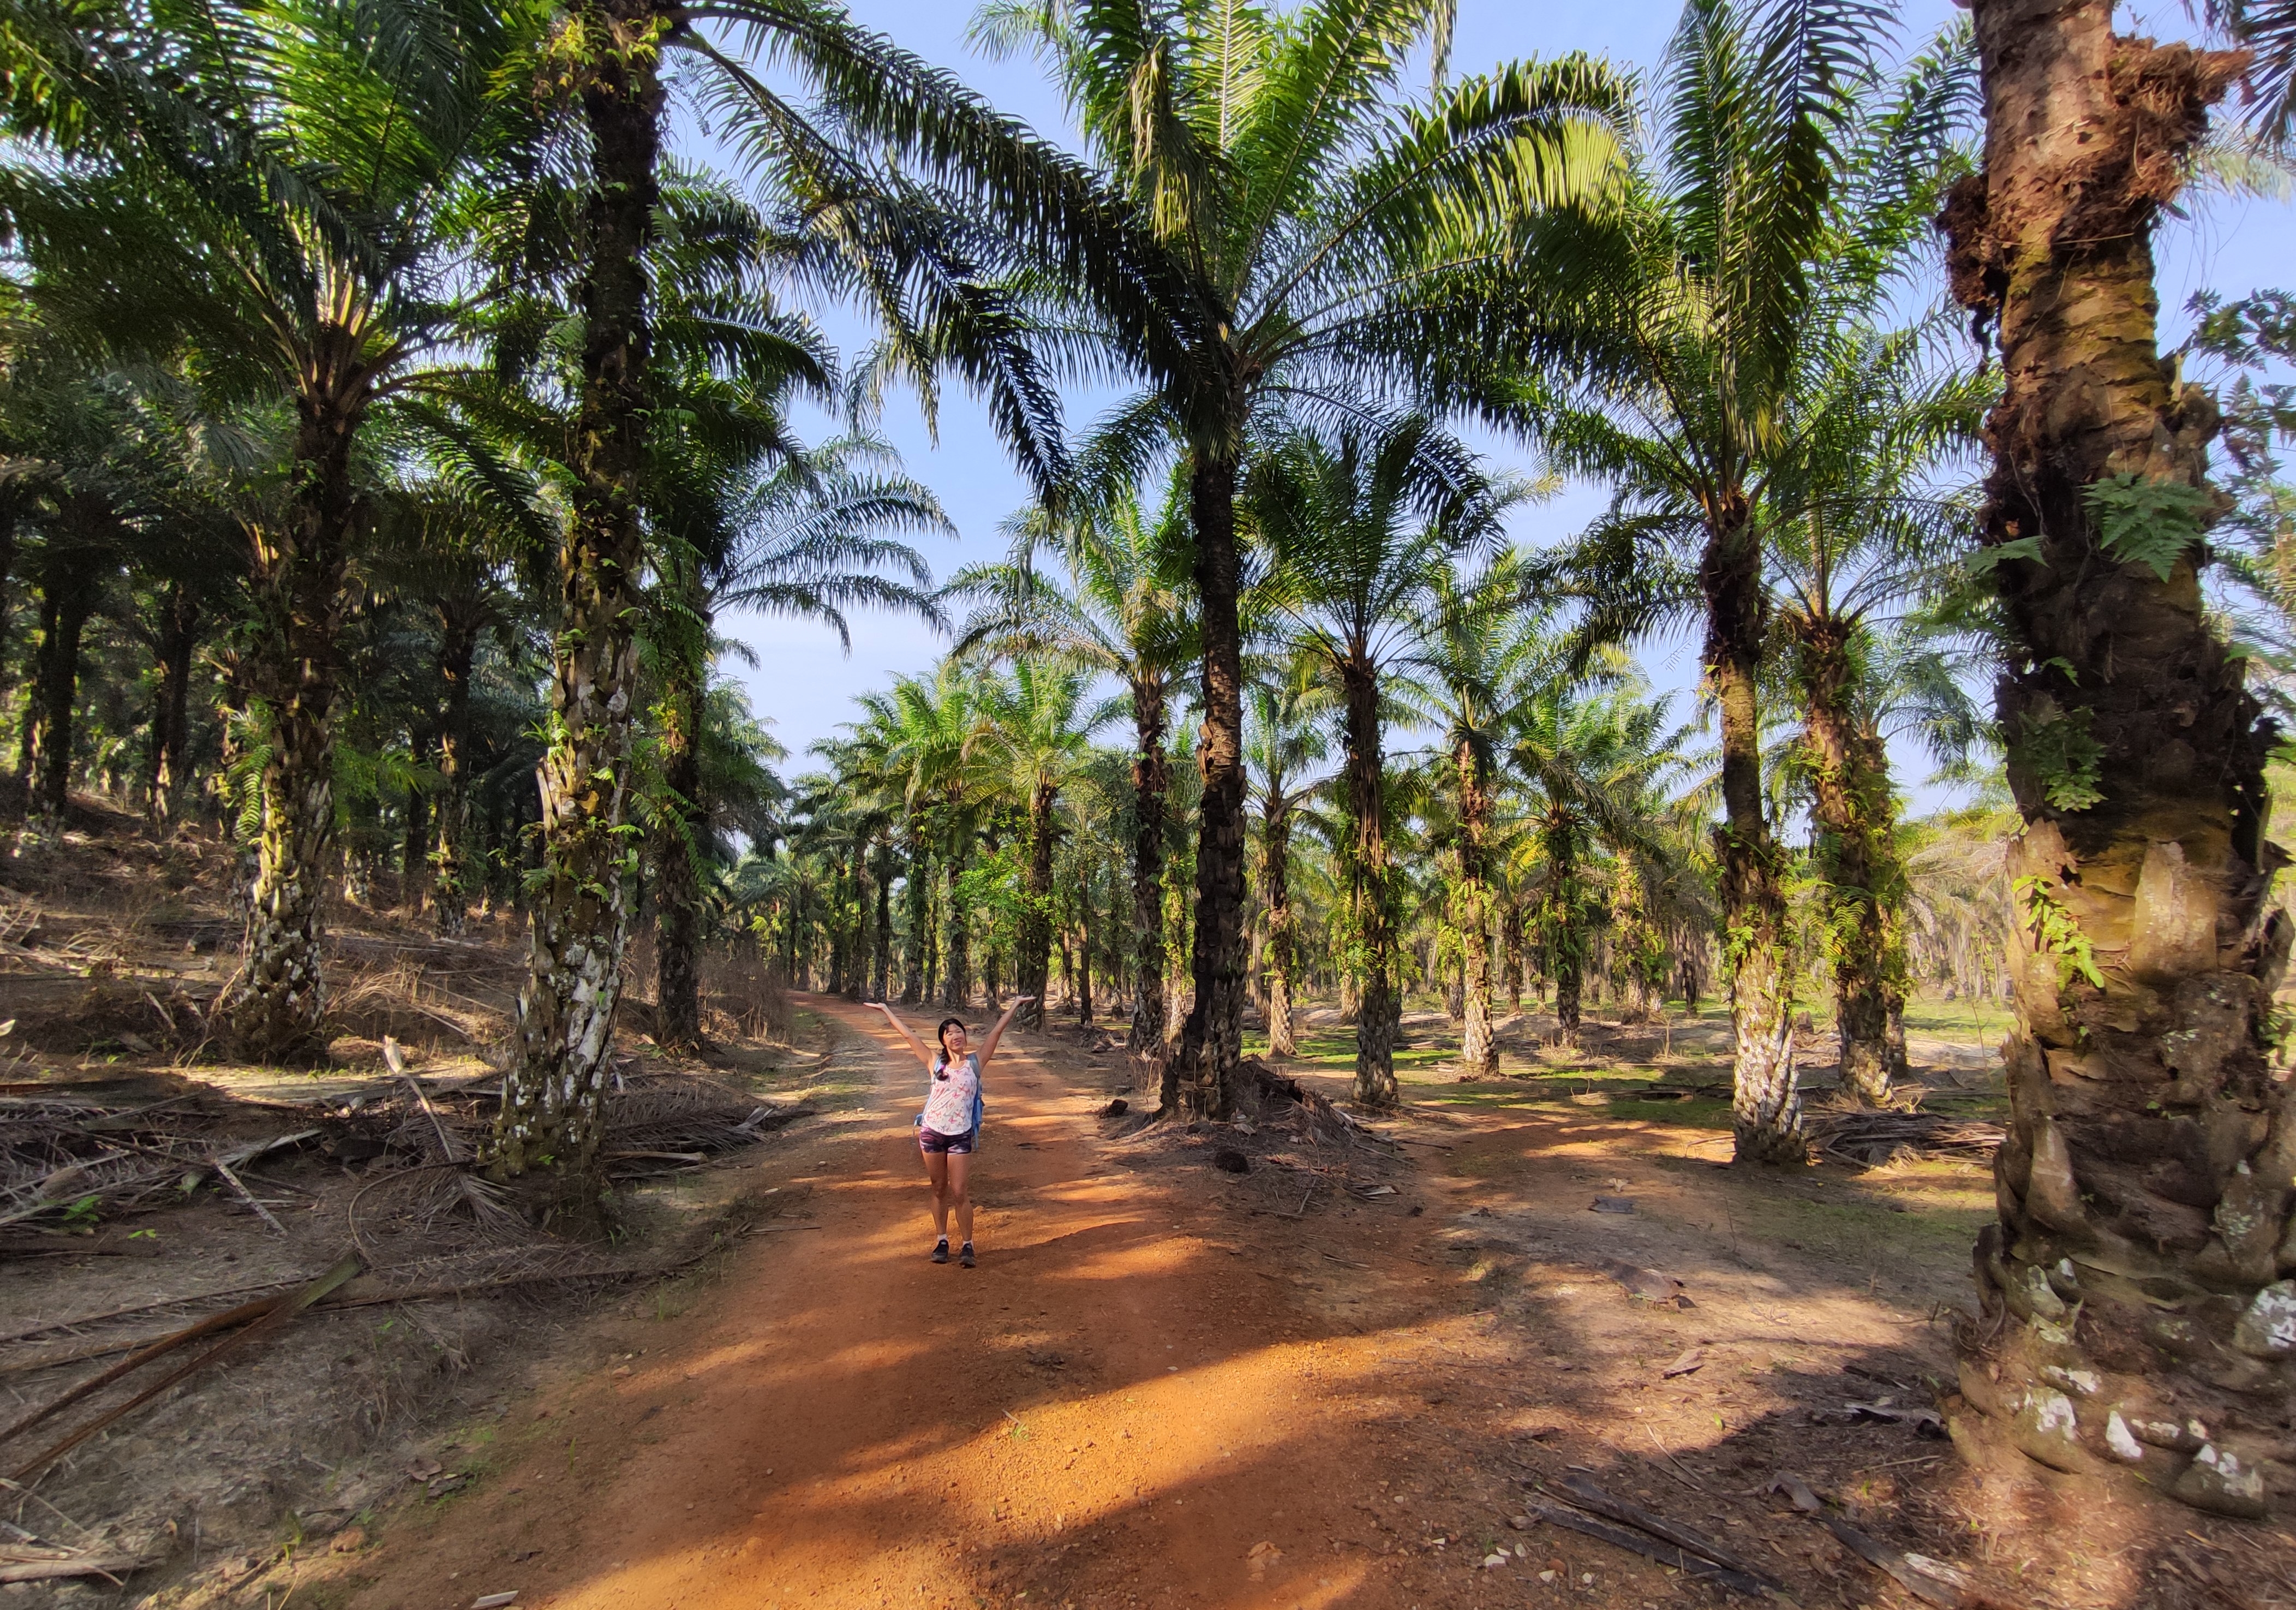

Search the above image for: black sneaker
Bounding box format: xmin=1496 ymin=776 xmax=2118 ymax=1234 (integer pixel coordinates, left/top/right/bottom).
xmin=931 ymin=1238 xmax=950 ymax=1264
xmin=958 ymin=1242 xmax=976 ymax=1268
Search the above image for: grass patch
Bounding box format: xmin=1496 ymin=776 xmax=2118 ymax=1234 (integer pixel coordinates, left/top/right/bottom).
xmin=1900 ymin=996 xmax=2014 ymax=1040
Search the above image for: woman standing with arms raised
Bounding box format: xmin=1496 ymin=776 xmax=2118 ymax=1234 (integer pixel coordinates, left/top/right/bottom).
xmin=871 ymin=996 xmax=1032 ymax=1267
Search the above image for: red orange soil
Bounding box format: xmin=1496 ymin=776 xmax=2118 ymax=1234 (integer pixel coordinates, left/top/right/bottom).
xmin=332 ymin=999 xmax=2293 ymax=1610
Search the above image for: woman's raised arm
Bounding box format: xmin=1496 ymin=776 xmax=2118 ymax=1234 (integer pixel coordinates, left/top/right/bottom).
xmin=869 ymin=1001 xmax=937 ymax=1074
xmin=976 ymin=996 xmax=1035 ymax=1073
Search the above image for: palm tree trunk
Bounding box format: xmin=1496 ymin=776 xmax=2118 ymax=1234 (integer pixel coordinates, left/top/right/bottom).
xmin=145 ymin=582 xmax=199 ymax=825
xmin=1078 ymin=892 xmax=1095 ymax=1026
xmin=901 ymin=824 xmax=929 ymax=1004
xmin=653 ymin=607 xmax=707 ymax=1050
xmin=13 ymin=584 xmax=59 ymax=814
xmin=29 ymin=552 xmax=98 ymax=826
xmin=1503 ymin=899 xmax=1523 ymax=1015
xmin=1130 ymin=676 xmax=1177 ymax=1098
xmin=873 ymin=837 xmax=893 ymax=1003
xmin=1018 ymin=780 xmax=1056 ymax=1027
xmin=1174 ymin=452 xmax=1248 ymax=1118
xmin=827 ymin=852 xmax=851 ymax=997
xmin=399 ymin=732 xmax=432 ymax=914
xmin=941 ymin=839 xmax=970 ymax=1010
xmin=1541 ymin=825 xmax=1583 ymax=1046
xmin=1796 ymin=619 xmax=1906 ymax=1105
xmin=221 ymin=368 xmax=368 ymax=1060
xmin=1941 ymin=0 xmax=2279 ymax=1516
xmin=1700 ymin=502 xmax=1801 ymax=1163
xmin=1341 ymin=659 xmax=1398 ymax=1107
xmin=494 ymin=5 xmax=662 ymax=1202
xmin=1457 ymin=741 xmax=1496 ymax=1075
xmin=1264 ymin=798 xmax=1296 ymax=1060
xmin=432 ymin=606 xmax=480 ymax=937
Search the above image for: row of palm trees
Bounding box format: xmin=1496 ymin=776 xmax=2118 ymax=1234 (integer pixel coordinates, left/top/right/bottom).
xmin=7 ymin=0 xmax=2296 ymax=1504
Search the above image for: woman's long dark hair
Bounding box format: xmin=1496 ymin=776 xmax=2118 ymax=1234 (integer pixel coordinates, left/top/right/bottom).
xmin=934 ymin=1018 xmax=966 ymax=1071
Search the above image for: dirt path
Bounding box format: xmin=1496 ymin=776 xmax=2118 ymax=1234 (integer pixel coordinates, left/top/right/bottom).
xmin=342 ymin=998 xmax=1479 ymax=1610
xmin=333 ymin=1001 xmax=2287 ymax=1610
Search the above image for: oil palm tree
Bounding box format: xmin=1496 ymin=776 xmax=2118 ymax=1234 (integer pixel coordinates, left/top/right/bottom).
xmin=647 ymin=428 xmax=948 ymax=1047
xmin=948 ymin=479 xmax=1197 ymax=1062
xmin=1757 ymin=323 xmax=1987 ymax=1103
xmin=1245 ymin=661 xmax=1332 ymax=1062
xmin=1253 ymin=417 xmax=1521 ymax=1106
xmin=1410 ymin=553 xmax=1552 ymax=1074
xmin=978 ymin=0 xmax=1634 ymax=1116
xmin=1938 ymin=0 xmax=2289 ymax=1512
xmin=0 ymin=0 xmax=536 ymax=1057
xmin=976 ymin=660 xmax=1102 ymax=1029
xmin=1510 ymin=669 xmax=1686 ymax=1045
xmin=860 ymin=666 xmax=992 ymax=1011
xmin=1509 ymin=3 xmax=1964 ymax=1159
xmin=480 ymin=0 xmax=1097 ymax=1193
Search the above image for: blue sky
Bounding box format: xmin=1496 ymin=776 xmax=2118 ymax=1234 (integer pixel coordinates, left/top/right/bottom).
xmin=677 ymin=0 xmax=2296 ymax=778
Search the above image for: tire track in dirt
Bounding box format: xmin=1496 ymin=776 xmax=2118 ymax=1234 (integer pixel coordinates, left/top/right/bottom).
xmin=343 ymin=997 xmax=1467 ymax=1610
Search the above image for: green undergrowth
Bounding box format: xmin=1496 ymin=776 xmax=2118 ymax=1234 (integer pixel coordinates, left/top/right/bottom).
xmin=1899 ymin=997 xmax=2014 ymax=1041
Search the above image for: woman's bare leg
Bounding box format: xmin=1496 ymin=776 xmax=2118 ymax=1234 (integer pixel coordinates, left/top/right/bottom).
xmin=947 ymin=1152 xmax=973 ymax=1246
xmin=922 ymin=1148 xmax=950 ymax=1239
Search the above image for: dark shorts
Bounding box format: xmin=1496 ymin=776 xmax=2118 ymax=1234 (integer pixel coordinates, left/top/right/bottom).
xmin=918 ymin=1126 xmax=976 ymax=1156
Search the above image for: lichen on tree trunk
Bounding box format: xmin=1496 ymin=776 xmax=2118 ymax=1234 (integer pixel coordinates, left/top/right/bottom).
xmin=1940 ymin=0 xmax=2289 ymax=1518
xmin=901 ymin=824 xmax=929 ymax=1004
xmin=1172 ymin=453 xmax=1249 ymax=1118
xmin=1017 ymin=780 xmax=1057 ymax=1028
xmin=430 ymin=605 xmax=480 ymax=938
xmin=1701 ymin=502 xmax=1802 ymax=1164
xmin=1456 ymin=738 xmax=1497 ymax=1076
xmin=220 ymin=367 xmax=368 ymax=1062
xmin=1796 ymin=618 xmax=1908 ymax=1106
xmin=492 ymin=0 xmax=664 ymax=1208
xmin=146 ymin=583 xmax=199 ymax=825
xmin=651 ymin=574 xmax=707 ymax=1051
xmin=941 ymin=842 xmax=971 ymax=1010
xmin=1263 ymin=793 xmax=1296 ymax=1060
xmin=1341 ymin=659 xmax=1398 ymax=1107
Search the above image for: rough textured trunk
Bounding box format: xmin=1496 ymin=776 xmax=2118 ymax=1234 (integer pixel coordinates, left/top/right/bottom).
xmin=1173 ymin=454 xmax=1248 ymax=1119
xmin=493 ymin=5 xmax=662 ymax=1202
xmin=14 ymin=585 xmax=59 ymax=808
xmin=145 ymin=583 xmax=199 ymax=825
xmin=1700 ymin=500 xmax=1801 ymax=1164
xmin=1341 ymin=659 xmax=1397 ymax=1108
xmin=1610 ymin=857 xmax=1665 ymax=1025
xmin=1456 ymin=739 xmax=1496 ymax=1075
xmin=1503 ymin=900 xmax=1524 ymax=1015
xmin=651 ymin=587 xmax=707 ymax=1051
xmin=901 ymin=823 xmax=929 ymax=1004
xmin=28 ymin=549 xmax=98 ymax=825
xmin=1075 ymin=896 xmax=1094 ymax=1027
xmin=1264 ymin=796 xmax=1296 ymax=1060
xmin=1128 ymin=677 xmax=1171 ymax=1079
xmin=872 ymin=838 xmax=893 ymax=1003
xmin=431 ymin=605 xmax=480 ymax=937
xmin=941 ymin=842 xmax=970 ymax=1010
xmin=827 ymin=854 xmax=851 ymax=997
xmin=1797 ymin=619 xmax=1908 ymax=1105
xmin=1539 ymin=816 xmax=1584 ymax=1047
xmin=1939 ymin=0 xmax=2287 ymax=1518
xmin=1018 ymin=781 xmax=1056 ymax=1028
xmin=220 ymin=359 xmax=370 ymax=1060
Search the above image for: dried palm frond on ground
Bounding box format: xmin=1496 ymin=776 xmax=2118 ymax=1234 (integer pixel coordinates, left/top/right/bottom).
xmin=1805 ymin=1105 xmax=2005 ymax=1167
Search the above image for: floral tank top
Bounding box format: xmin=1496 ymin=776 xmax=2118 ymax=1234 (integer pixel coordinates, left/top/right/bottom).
xmin=921 ymin=1052 xmax=981 ymax=1136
